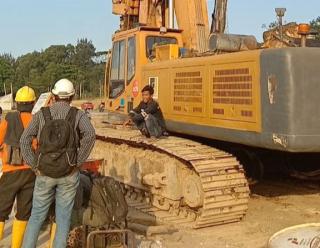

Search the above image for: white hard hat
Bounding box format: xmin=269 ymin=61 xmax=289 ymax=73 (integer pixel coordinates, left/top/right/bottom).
xmin=52 ymin=79 xmax=75 ymax=98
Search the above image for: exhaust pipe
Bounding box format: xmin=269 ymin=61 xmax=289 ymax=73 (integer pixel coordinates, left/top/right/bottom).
xmin=275 ymin=8 xmax=286 ymax=42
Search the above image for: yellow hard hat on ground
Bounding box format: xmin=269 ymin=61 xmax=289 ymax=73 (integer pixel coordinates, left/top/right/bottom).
xmin=15 ymin=86 xmax=36 ymax=102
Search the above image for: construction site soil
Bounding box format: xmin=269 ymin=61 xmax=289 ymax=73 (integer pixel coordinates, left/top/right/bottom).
xmin=154 ymin=180 xmax=320 ymax=248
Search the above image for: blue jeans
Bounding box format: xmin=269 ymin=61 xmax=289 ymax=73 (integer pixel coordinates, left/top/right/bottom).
xmin=22 ymin=170 xmax=80 ymax=248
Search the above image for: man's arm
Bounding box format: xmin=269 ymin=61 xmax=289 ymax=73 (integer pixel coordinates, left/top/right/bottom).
xmin=144 ymin=101 xmax=160 ymax=115
xmin=77 ymin=112 xmax=96 ymax=166
xmin=132 ymin=102 xmax=142 ymax=114
xmin=128 ymin=101 xmax=144 ymax=123
xmin=20 ymin=114 xmax=40 ymax=168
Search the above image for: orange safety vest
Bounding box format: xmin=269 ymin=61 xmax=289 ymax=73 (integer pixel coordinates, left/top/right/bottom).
xmin=0 ymin=112 xmax=37 ymax=173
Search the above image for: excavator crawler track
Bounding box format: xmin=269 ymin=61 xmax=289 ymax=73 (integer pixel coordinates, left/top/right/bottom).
xmin=93 ymin=127 xmax=250 ymax=229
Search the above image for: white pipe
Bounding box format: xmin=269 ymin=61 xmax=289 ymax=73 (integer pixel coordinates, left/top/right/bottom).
xmin=169 ymin=0 xmax=174 ymax=28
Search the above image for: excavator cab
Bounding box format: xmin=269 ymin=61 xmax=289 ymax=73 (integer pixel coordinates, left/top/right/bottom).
xmin=105 ymin=27 xmax=183 ymax=114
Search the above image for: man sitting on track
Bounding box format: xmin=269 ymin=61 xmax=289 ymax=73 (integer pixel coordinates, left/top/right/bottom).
xmin=124 ymin=85 xmax=168 ymax=138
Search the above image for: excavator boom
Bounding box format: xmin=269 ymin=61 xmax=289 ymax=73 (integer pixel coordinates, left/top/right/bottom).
xmin=211 ymin=0 xmax=228 ymax=33
xmin=112 ymin=0 xmax=215 ymax=52
xmin=174 ymin=0 xmax=209 ymax=52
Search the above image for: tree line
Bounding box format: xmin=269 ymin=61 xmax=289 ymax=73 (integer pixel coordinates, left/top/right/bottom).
xmin=0 ymin=39 xmax=106 ymax=98
xmin=310 ymin=17 xmax=320 ymax=40
xmin=0 ymin=17 xmax=319 ymax=99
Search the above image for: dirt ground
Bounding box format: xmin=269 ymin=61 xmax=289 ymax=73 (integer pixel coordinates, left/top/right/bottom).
xmin=154 ymin=179 xmax=320 ymax=248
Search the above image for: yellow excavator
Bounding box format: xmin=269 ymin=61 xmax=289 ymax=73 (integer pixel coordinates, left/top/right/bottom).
xmin=91 ymin=0 xmax=320 ymax=228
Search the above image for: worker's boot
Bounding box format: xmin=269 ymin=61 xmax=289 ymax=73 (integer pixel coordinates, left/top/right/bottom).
xmin=48 ymin=222 xmax=56 ymax=248
xmin=0 ymin=221 xmax=5 ymax=240
xmin=11 ymin=219 xmax=27 ymax=248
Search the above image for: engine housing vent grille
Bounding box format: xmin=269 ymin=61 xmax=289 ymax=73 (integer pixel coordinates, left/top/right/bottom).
xmin=173 ymin=70 xmax=204 ymax=116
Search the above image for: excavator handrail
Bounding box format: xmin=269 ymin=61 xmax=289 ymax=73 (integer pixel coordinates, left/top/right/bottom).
xmin=138 ymin=26 xmax=183 ymax=33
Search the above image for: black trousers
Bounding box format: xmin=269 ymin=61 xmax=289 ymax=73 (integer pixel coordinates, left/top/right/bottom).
xmin=131 ymin=113 xmax=164 ymax=138
xmin=0 ymin=169 xmax=35 ymax=221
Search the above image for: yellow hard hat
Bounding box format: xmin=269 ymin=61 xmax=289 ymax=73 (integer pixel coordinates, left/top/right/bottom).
xmin=15 ymin=86 xmax=36 ymax=102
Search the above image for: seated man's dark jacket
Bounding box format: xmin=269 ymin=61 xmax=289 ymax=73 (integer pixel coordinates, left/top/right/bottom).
xmin=130 ymin=100 xmax=166 ymax=130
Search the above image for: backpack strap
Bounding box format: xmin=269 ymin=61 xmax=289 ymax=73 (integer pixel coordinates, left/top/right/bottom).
xmin=5 ymin=111 xmax=23 ymax=127
xmin=14 ymin=112 xmax=24 ymax=132
xmin=41 ymin=107 xmax=52 ymax=123
xmin=65 ymin=107 xmax=78 ymax=128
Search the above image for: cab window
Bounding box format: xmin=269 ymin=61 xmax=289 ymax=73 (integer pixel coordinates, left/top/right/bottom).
xmin=127 ymin=36 xmax=136 ymax=84
xmin=110 ymin=40 xmax=125 ymax=98
xmin=146 ymin=36 xmax=177 ymax=57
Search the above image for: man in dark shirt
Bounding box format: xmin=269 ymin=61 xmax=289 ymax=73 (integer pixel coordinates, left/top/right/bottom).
xmin=124 ymin=85 xmax=167 ymax=138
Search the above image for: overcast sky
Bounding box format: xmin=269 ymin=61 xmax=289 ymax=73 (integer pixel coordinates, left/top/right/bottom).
xmin=0 ymin=0 xmax=319 ymax=57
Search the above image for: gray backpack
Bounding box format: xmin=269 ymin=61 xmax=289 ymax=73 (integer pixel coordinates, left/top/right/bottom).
xmin=83 ymin=175 xmax=128 ymax=228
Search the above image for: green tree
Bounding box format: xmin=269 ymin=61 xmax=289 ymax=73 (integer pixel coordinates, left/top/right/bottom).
xmin=310 ymin=17 xmax=320 ymax=40
xmin=72 ymin=39 xmax=96 ymax=67
xmin=1 ymin=39 xmax=105 ymax=98
xmin=0 ymin=53 xmax=15 ymax=95
xmin=71 ymin=39 xmax=104 ymax=98
xmin=268 ymin=21 xmax=278 ymax=29
xmin=15 ymin=51 xmax=43 ymax=91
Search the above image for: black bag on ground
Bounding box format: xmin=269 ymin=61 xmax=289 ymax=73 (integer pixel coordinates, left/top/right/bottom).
xmin=36 ymin=107 xmax=78 ymax=178
xmin=83 ymin=175 xmax=128 ymax=228
xmin=4 ymin=112 xmax=24 ymax=165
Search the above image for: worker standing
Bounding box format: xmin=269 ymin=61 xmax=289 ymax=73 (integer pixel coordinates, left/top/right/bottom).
xmin=0 ymin=86 xmax=37 ymax=248
xmin=20 ymin=79 xmax=95 ymax=248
